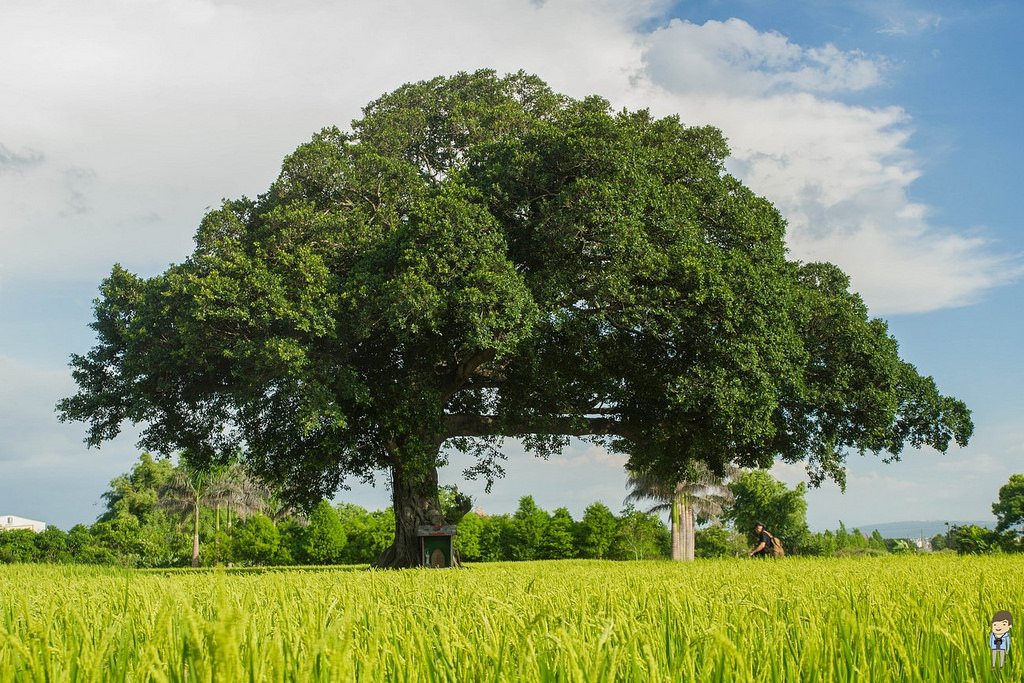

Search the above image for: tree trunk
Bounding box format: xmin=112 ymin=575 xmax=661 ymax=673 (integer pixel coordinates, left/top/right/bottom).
xmin=191 ymin=502 xmax=200 ymax=568
xmin=215 ymin=503 xmax=221 ymax=566
xmin=681 ymin=502 xmax=696 ymax=562
xmin=670 ymin=494 xmax=683 ymax=561
xmin=373 ymin=459 xmax=447 ymax=569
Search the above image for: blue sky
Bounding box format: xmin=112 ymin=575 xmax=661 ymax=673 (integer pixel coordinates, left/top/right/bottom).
xmin=1 ymin=0 xmax=1021 ymax=532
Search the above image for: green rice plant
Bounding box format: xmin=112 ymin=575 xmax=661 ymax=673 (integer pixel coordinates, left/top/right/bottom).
xmin=1 ymin=555 xmax=1021 ymax=681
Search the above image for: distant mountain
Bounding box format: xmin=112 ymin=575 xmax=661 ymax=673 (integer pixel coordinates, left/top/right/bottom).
xmin=852 ymin=520 xmax=995 ymax=540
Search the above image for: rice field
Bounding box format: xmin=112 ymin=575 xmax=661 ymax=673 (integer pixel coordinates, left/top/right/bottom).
xmin=0 ymin=555 xmax=1019 ymax=682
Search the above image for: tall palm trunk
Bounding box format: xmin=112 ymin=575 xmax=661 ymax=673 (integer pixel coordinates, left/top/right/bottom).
xmin=669 ymin=488 xmax=698 ymax=561
xmin=670 ymin=493 xmax=682 ymax=561
xmin=680 ymin=496 xmax=696 ymax=561
xmin=192 ymin=501 xmax=200 ymax=568
xmin=214 ymin=503 xmax=221 ymax=565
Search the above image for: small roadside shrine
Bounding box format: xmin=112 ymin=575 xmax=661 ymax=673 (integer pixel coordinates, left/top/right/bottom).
xmin=417 ymin=524 xmax=457 ymax=567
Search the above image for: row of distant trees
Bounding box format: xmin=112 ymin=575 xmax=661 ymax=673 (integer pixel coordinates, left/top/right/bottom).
xmin=2 ymin=453 xmax=974 ymax=567
xmin=0 ymin=453 xmax=399 ymax=568
xmin=0 ymin=453 xmax=676 ymax=567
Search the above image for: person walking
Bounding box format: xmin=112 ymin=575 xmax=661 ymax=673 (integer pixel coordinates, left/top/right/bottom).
xmin=748 ymin=521 xmax=776 ymax=558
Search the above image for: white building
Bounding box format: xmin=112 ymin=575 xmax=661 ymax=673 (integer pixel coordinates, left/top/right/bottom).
xmin=0 ymin=515 xmax=46 ymax=533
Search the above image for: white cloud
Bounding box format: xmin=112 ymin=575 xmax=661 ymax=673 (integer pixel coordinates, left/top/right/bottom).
xmin=644 ymin=19 xmax=886 ymax=97
xmin=635 ymin=18 xmax=1019 ymax=314
xmin=769 ymin=459 xmax=810 ymax=486
xmin=876 ymin=10 xmax=943 ymax=36
xmin=0 ymin=0 xmax=658 ymax=281
xmin=926 ymin=449 xmax=1000 ymax=475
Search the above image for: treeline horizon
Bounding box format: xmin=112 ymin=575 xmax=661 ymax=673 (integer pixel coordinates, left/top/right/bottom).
xmin=2 ymin=453 xmax=990 ymax=567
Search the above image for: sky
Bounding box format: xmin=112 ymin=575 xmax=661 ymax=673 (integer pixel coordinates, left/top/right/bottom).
xmin=1 ymin=0 xmax=1021 ymax=533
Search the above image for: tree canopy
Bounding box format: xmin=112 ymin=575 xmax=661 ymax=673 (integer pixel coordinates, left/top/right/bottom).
xmin=58 ymin=70 xmax=973 ymax=567
xmin=993 ymin=474 xmax=1024 ymax=533
xmin=726 ymin=469 xmax=812 ymax=551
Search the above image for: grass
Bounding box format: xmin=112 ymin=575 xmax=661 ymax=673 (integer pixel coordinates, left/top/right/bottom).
xmin=1 ymin=555 xmax=1020 ymax=681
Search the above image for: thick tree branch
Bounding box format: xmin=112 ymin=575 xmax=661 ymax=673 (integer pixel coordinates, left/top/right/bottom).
xmin=443 ymin=413 xmax=632 ymax=439
xmin=439 ymin=349 xmax=497 ymax=404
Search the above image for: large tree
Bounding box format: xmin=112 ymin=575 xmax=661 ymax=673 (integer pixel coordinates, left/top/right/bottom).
xmin=58 ymin=70 xmax=973 ymax=567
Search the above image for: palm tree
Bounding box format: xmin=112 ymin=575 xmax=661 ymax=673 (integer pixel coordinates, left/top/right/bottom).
xmin=262 ymin=493 xmax=307 ymax=526
xmin=211 ymin=464 xmax=274 ymax=564
xmin=216 ymin=463 xmax=271 ymax=529
xmin=625 ymin=462 xmax=736 ymax=561
xmin=159 ymin=464 xmax=242 ymax=568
